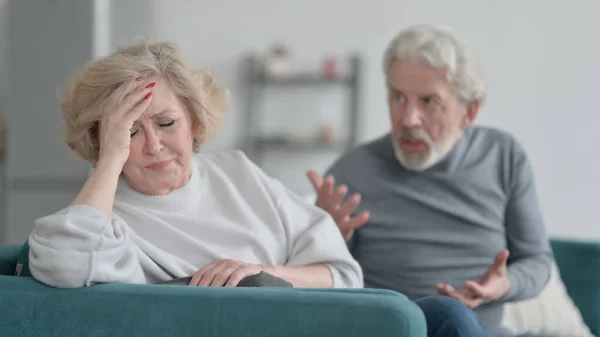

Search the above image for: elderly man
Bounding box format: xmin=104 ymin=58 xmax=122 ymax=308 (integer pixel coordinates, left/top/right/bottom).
xmin=308 ymin=24 xmax=552 ymax=337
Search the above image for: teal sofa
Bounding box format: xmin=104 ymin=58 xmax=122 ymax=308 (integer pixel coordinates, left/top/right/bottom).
xmin=1 ymin=238 xmax=598 ymax=337
xmin=550 ymin=239 xmax=600 ymax=336
xmin=0 ymin=243 xmax=426 ymax=337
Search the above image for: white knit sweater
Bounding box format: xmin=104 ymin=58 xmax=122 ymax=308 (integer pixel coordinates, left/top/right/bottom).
xmin=28 ymin=150 xmax=363 ymax=288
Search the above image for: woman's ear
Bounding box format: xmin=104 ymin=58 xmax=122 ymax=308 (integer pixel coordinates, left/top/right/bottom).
xmin=191 ymin=114 xmax=200 ymax=135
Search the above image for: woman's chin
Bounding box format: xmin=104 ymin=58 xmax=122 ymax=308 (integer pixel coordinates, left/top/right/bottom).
xmin=141 ymin=182 xmax=179 ymax=196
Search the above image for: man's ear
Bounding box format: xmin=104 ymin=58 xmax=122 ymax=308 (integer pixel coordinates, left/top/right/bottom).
xmin=462 ymin=100 xmax=480 ymax=129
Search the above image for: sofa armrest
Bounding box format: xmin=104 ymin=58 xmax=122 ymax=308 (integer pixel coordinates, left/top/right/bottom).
xmin=551 ymin=238 xmax=600 ymax=336
xmin=0 ymin=244 xmax=20 ymax=276
xmin=0 ymin=276 xmax=426 ymax=337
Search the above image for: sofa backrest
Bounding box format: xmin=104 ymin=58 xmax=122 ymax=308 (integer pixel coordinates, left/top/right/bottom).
xmin=550 ymin=239 xmax=600 ymax=336
xmin=13 ymin=241 xmax=31 ymax=277
xmin=0 ymin=244 xmax=21 ymax=276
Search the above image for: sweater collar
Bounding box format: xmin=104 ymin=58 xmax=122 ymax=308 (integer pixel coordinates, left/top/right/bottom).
xmin=115 ymin=155 xmax=204 ymax=212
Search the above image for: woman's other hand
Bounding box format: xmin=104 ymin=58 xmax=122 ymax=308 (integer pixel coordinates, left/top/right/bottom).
xmin=189 ymin=259 xmax=264 ymax=287
xmin=98 ymin=78 xmax=155 ymax=167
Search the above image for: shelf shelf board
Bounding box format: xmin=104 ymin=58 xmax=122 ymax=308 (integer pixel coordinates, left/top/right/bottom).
xmin=253 ymin=138 xmax=347 ymax=152
xmin=253 ymin=74 xmax=354 ymax=86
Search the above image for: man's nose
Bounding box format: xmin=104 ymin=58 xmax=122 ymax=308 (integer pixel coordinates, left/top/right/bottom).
xmin=398 ymin=104 xmax=423 ymax=128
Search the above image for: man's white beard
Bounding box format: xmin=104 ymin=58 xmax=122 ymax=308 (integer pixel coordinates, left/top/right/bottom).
xmin=392 ymin=128 xmax=455 ymax=171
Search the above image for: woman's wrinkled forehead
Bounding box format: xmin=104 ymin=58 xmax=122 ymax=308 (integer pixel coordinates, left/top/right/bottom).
xmin=137 ymin=77 xmax=190 ymax=120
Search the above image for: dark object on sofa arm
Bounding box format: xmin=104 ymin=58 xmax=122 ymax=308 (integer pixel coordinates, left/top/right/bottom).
xmin=161 ymin=271 xmax=294 ymax=287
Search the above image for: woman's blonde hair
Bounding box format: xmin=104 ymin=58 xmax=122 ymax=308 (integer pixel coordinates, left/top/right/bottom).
xmin=61 ymin=38 xmax=229 ymax=164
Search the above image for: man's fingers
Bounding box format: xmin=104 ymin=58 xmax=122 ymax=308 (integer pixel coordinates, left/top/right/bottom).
xmin=436 ymin=283 xmax=451 ymax=296
xmin=480 ymin=249 xmax=509 ymax=284
xmin=463 ymin=280 xmax=487 ymax=298
xmin=323 ymin=175 xmax=334 ymax=194
xmin=306 ymin=170 xmax=323 ymax=191
xmin=448 ymin=291 xmax=479 ymax=309
xmin=493 ymin=249 xmax=510 ymax=271
xmin=342 ymin=229 xmax=355 ymax=241
xmin=436 ymin=283 xmax=482 ymax=308
xmin=317 ymin=175 xmax=335 ymax=208
xmin=344 ymin=211 xmax=370 ymax=230
xmin=439 ymin=284 xmax=479 ymax=309
xmin=339 ymin=212 xmax=370 ymax=237
xmin=436 ymin=283 xmax=459 ymax=296
xmin=481 ymin=249 xmax=510 ymax=283
xmin=330 ymin=184 xmax=348 ymax=209
xmin=339 ymin=193 xmax=361 ymax=217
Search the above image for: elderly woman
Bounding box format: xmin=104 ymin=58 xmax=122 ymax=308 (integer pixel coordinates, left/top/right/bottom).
xmin=28 ymin=38 xmax=490 ymax=337
xmin=27 ymin=39 xmax=362 ymax=289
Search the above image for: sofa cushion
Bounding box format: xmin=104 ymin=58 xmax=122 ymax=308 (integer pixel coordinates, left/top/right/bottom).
xmin=501 ymin=262 xmax=595 ymax=337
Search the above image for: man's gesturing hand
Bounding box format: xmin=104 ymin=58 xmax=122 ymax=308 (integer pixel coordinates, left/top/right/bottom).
xmin=307 ymin=170 xmax=370 ymax=241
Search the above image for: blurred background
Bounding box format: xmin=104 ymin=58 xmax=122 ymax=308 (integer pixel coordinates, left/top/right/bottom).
xmin=0 ymin=0 xmax=598 ymax=244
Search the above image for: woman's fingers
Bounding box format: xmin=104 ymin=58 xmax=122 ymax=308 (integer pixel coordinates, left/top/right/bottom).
xmin=122 ymin=89 xmax=153 ymax=125
xmin=116 ymin=82 xmax=155 ymax=117
xmin=190 ymin=260 xmax=221 ymax=286
xmin=224 ymin=265 xmax=261 ymax=287
xmin=189 ymin=260 xmax=261 ymax=288
xmin=197 ymin=260 xmax=233 ymax=287
xmin=189 ymin=269 xmax=206 ymax=286
xmin=210 ymin=263 xmax=244 ymax=287
xmin=109 ymin=78 xmax=144 ymax=114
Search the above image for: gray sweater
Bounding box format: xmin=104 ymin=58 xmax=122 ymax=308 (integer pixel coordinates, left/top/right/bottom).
xmin=326 ymin=126 xmax=552 ymax=337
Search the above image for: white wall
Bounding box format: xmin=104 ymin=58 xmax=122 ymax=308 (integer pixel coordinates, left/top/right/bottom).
xmin=0 ymin=0 xmax=7 ymax=99
xmin=0 ymin=0 xmax=7 ymax=239
xmin=150 ymin=0 xmax=600 ymax=240
xmin=0 ymin=0 xmax=7 ymax=120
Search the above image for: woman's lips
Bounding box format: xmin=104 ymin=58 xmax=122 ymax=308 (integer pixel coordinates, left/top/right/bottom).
xmin=146 ymin=160 xmax=172 ymax=171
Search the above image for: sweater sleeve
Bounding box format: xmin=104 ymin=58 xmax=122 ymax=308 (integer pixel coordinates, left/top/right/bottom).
xmin=502 ymin=145 xmax=553 ymax=302
xmin=28 ymin=205 xmax=146 ymax=288
xmin=242 ymin=155 xmax=363 ymax=289
xmin=276 ymin=185 xmax=364 ymax=288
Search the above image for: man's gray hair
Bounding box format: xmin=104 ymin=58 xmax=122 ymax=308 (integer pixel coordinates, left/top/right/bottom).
xmin=383 ymin=24 xmax=487 ymax=105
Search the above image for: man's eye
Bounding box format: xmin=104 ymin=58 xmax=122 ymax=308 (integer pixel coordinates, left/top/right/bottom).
xmin=395 ymin=93 xmax=405 ymax=101
xmin=130 ymin=129 xmax=139 ymax=137
xmin=423 ymin=96 xmax=437 ymax=105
